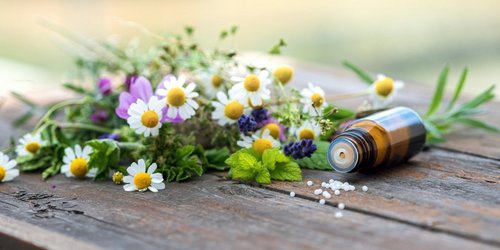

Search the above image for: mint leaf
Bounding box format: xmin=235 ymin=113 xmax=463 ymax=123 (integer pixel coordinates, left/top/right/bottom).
xmin=255 ymin=162 xmax=271 ymax=184
xmin=262 ymin=147 xmax=288 ymax=171
xmin=296 ymin=141 xmax=332 ymax=170
xmin=270 ymin=160 xmax=302 ymax=182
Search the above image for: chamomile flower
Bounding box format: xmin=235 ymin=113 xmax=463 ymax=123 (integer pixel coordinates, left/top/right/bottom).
xmin=123 ymin=159 xmax=165 ymax=192
xmin=292 ymin=120 xmax=322 ymax=140
xmin=369 ymin=74 xmax=404 ymax=108
xmin=0 ymin=152 xmax=19 ymax=183
xmin=200 ymin=67 xmax=227 ymax=97
xmin=237 ymin=129 xmax=280 ymax=154
xmin=229 ymin=71 xmax=271 ymax=107
xmin=273 ymin=65 xmax=294 ymax=85
xmin=300 ymin=83 xmax=327 ymax=116
xmin=212 ymin=91 xmax=246 ymax=126
xmin=61 ymin=145 xmax=96 ymax=179
xmin=16 ymin=133 xmax=46 ymax=157
xmin=127 ymin=96 xmax=164 ymax=137
xmin=157 ymin=75 xmax=199 ymax=120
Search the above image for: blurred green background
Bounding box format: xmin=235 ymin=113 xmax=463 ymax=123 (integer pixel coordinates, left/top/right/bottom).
xmin=1 ymin=0 xmax=499 ymax=95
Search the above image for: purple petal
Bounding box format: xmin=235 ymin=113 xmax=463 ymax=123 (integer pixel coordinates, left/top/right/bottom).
xmin=116 ymin=92 xmax=134 ymax=119
xmin=161 ymin=106 xmax=184 ymax=123
xmin=130 ymin=76 xmax=153 ymax=101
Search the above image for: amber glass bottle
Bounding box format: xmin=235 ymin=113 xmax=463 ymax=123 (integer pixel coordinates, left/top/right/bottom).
xmin=327 ymin=107 xmax=426 ymax=173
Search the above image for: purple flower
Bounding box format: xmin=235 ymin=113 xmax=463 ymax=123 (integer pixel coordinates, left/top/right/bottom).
xmin=238 ymin=114 xmax=257 ymax=135
xmin=251 ymin=108 xmax=269 ymax=123
xmin=98 ymin=133 xmax=120 ymax=141
xmin=91 ymin=110 xmax=109 ymax=123
xmin=115 ymin=76 xmax=183 ymax=123
xmin=284 ymin=139 xmax=317 ymax=159
xmin=124 ymin=75 xmax=138 ymax=90
xmin=98 ymin=77 xmax=112 ymax=96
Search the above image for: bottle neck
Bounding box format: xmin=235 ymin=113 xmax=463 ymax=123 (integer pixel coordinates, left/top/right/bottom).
xmin=328 ymin=128 xmax=377 ymax=173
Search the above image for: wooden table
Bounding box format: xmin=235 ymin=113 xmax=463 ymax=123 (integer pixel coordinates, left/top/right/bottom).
xmin=1 ymin=60 xmax=499 ymax=250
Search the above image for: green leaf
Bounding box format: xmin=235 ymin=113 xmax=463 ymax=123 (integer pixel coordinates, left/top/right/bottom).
xmin=270 ymin=161 xmax=302 ymax=182
xmin=446 ymin=67 xmax=468 ymax=111
xmin=454 ymin=118 xmax=499 ymax=133
xmin=296 ymin=141 xmax=332 ymax=170
xmin=184 ymin=26 xmax=194 ymax=36
xmin=219 ymin=30 xmax=228 ymax=40
xmin=342 ymin=61 xmax=374 ymax=84
xmin=177 ymin=145 xmax=195 ymax=159
xmin=13 ymin=111 xmax=33 ymax=127
xmin=324 ymin=106 xmax=355 ymax=121
xmin=10 ymin=91 xmax=36 ymax=107
xmin=426 ymin=65 xmax=449 ymax=117
xmin=262 ymin=147 xmax=288 ymax=171
xmin=205 ymin=147 xmax=231 ymax=171
xmin=42 ymin=162 xmax=62 ymax=180
xmin=86 ymin=139 xmax=120 ymax=180
xmin=269 ymin=38 xmax=287 ymax=55
xmin=458 ymin=85 xmax=495 ymax=111
xmin=230 ymin=26 xmax=238 ymax=35
xmin=423 ymin=120 xmax=443 ymax=140
xmin=254 ymin=162 xmax=271 ymax=184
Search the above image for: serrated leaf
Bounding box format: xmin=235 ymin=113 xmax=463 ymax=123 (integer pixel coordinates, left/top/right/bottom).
xmin=85 ymin=139 xmax=120 ymax=180
xmin=177 ymin=145 xmax=195 ymax=159
xmin=262 ymin=147 xmax=288 ymax=171
xmin=342 ymin=61 xmax=374 ymax=84
xmin=426 ymin=65 xmax=449 ymax=117
xmin=205 ymin=147 xmax=231 ymax=171
xmin=270 ymin=161 xmax=302 ymax=182
xmin=255 ymin=162 xmax=271 ymax=184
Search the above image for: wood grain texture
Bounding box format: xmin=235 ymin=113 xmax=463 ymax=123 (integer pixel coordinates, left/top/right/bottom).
xmin=0 ymin=174 xmax=496 ymax=250
xmin=250 ymin=148 xmax=500 ymax=245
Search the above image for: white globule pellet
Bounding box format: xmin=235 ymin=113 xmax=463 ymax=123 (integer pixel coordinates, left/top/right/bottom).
xmin=362 ymin=185 xmax=368 ymax=192
xmin=335 ymin=211 xmax=343 ymax=218
xmin=321 ymin=182 xmax=327 ymax=187
xmin=338 ymin=203 xmax=345 ymax=210
xmin=319 ymin=199 xmax=325 ymax=205
xmin=314 ymin=189 xmax=323 ymax=195
xmin=322 ymin=191 xmax=331 ymax=199
xmin=329 ymin=179 xmax=334 ymax=183
xmin=334 ymin=190 xmax=340 ymax=196
xmin=290 ymin=191 xmax=296 ymax=197
xmin=307 ymin=181 xmax=313 ymax=186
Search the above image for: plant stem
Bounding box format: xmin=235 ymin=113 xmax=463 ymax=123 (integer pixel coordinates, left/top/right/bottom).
xmin=34 ymin=98 xmax=88 ymax=133
xmin=116 ymin=142 xmax=145 ymax=151
xmin=56 ymin=122 xmax=113 ymax=134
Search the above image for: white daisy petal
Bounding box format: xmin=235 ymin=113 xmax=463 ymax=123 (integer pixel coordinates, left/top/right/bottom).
xmin=123 ymin=184 xmax=137 ymax=192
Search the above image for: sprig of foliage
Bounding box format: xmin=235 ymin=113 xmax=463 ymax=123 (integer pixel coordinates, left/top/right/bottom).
xmin=423 ymin=66 xmax=498 ymax=144
xmin=342 ymin=61 xmax=374 ymax=84
xmin=225 ymin=148 xmax=302 ymax=184
xmin=269 ymin=38 xmax=287 ymax=55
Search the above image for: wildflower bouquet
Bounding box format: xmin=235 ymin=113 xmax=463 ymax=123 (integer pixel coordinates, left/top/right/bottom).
xmin=1 ymin=24 xmax=497 ymax=190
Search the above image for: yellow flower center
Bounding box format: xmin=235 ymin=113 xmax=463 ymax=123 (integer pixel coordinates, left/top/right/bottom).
xmin=243 ymin=74 xmax=260 ymax=92
xmin=252 ymin=138 xmax=273 ymax=154
xmin=273 ymin=65 xmax=294 ymax=84
xmin=70 ymin=157 xmax=88 ymax=178
xmin=167 ymin=87 xmax=186 ymax=107
xmin=134 ymin=172 xmax=152 ymax=190
xmin=311 ymin=93 xmax=324 ymax=108
xmin=25 ymin=141 xmax=41 ymax=154
xmin=374 ymin=77 xmax=394 ymax=97
xmin=262 ymin=123 xmax=281 ymax=139
xmin=299 ymin=128 xmax=315 ymax=140
xmin=141 ymin=110 xmax=159 ymax=128
xmin=211 ymin=75 xmax=223 ymax=88
xmin=0 ymin=166 xmax=5 ymax=181
xmin=224 ymin=101 xmax=244 ymax=120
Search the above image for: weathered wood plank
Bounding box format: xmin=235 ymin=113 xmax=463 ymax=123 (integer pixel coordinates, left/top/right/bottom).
xmin=253 ymin=147 xmax=500 ymax=245
xmin=0 ymin=174 xmax=496 ymax=250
